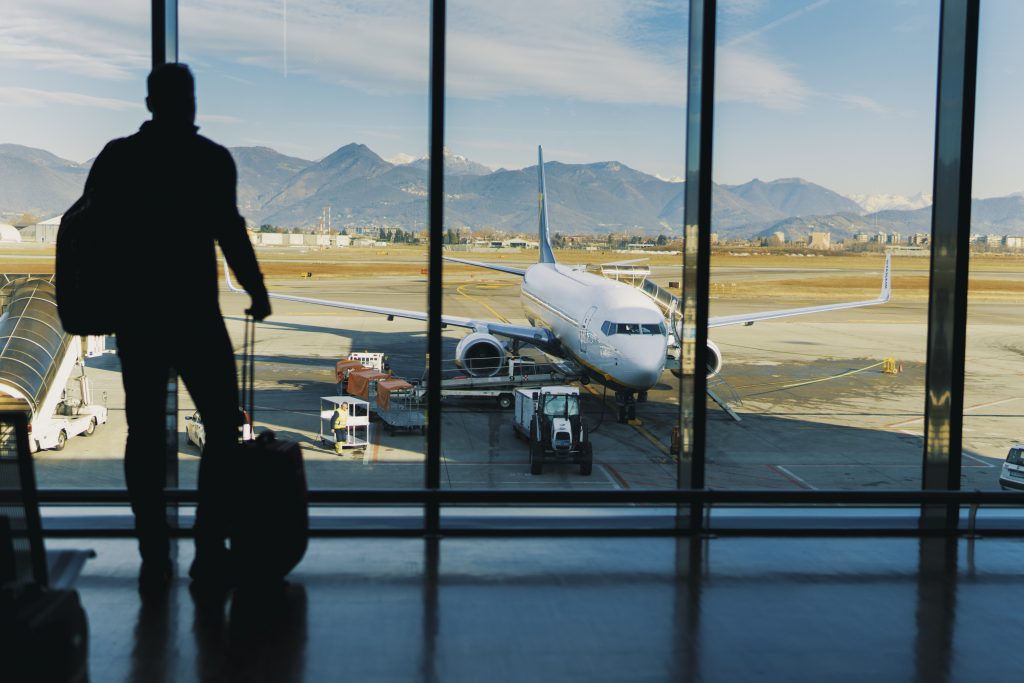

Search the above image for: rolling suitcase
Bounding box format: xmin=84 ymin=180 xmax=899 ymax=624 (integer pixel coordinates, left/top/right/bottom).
xmin=230 ymin=317 xmax=309 ymax=585
xmin=0 ymin=583 xmax=89 ymax=683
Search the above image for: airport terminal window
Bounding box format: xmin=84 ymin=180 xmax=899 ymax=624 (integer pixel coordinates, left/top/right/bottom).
xmin=179 ymin=1 xmax=429 ymax=492
xmin=964 ymin=0 xmax=1024 ymax=491
xmin=705 ymin=2 xmax=939 ymax=491
xmin=441 ymin=2 xmax=689 ymax=491
xmin=0 ymin=0 xmax=1007 ymax=530
xmin=0 ymin=2 xmax=149 ymax=489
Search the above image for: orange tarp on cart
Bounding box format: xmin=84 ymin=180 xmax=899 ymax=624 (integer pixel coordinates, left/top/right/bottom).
xmin=376 ymin=378 xmax=414 ymax=411
xmin=335 ymin=359 xmax=365 ymax=382
xmin=346 ymin=369 xmax=390 ymax=400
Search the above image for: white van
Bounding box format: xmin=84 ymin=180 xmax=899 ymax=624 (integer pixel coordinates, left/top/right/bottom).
xmin=998 ymin=445 xmax=1024 ymax=490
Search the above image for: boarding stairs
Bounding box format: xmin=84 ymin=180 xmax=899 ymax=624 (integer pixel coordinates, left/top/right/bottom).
xmin=706 ymin=374 xmax=743 ymax=422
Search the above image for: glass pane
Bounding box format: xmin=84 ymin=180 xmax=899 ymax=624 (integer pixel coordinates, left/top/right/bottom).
xmin=442 ymin=3 xmax=689 ymax=492
xmin=968 ymin=0 xmax=1024 ymax=491
xmin=708 ymin=1 xmax=938 ymax=489
xmin=0 ymin=2 xmax=149 ymax=488
xmin=180 ymin=1 xmax=429 ymax=493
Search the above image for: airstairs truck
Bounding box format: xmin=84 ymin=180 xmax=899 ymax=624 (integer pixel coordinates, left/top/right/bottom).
xmin=0 ymin=278 xmax=107 ymax=452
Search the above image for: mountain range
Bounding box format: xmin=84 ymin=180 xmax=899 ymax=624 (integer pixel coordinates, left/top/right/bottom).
xmin=3 ymin=141 xmax=1024 ymax=239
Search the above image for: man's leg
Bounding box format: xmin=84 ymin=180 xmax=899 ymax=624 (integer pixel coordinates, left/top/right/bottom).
xmin=118 ymin=333 xmax=173 ymax=575
xmin=176 ymin=319 xmax=240 ymax=581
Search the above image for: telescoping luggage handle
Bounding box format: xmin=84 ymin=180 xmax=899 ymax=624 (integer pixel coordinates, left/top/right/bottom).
xmin=240 ymin=314 xmax=257 ymax=426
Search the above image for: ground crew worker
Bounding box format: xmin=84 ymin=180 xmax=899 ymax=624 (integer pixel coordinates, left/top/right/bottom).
xmin=332 ymin=403 xmax=349 ymax=454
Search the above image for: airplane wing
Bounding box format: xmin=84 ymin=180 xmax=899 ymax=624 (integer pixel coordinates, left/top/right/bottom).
xmin=223 ymin=262 xmax=557 ymax=351
xmin=708 ymin=254 xmax=891 ymax=328
xmin=442 ymin=255 xmax=527 ymax=276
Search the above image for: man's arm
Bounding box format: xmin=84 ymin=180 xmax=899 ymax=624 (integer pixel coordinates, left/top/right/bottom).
xmin=214 ymin=149 xmax=271 ymax=319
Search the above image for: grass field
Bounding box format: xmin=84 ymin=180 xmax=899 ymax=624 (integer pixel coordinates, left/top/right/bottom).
xmin=3 ymin=243 xmax=1023 ymax=301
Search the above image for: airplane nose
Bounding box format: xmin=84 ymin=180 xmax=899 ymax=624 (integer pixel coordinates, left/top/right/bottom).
xmin=623 ymin=339 xmax=666 ymax=390
xmin=634 ymin=361 xmax=663 ymax=390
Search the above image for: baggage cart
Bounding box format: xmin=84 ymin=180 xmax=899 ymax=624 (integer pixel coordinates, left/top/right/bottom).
xmin=375 ymin=379 xmax=425 ymax=435
xmin=319 ymin=396 xmax=370 ymax=452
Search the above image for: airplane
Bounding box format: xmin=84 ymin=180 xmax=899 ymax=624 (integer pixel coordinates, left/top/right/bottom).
xmin=225 ymin=146 xmax=891 ymax=422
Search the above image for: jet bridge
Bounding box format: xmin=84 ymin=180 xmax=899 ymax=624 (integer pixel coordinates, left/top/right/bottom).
xmin=0 ymin=278 xmax=106 ymax=450
xmin=0 ymin=278 xmax=75 ymax=416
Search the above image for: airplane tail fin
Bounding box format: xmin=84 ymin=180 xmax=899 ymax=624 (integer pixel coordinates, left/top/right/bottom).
xmin=880 ymin=253 xmax=891 ymax=302
xmin=537 ymin=146 xmax=556 ymax=264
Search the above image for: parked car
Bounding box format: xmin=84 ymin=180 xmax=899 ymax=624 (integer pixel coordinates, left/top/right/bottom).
xmin=998 ymin=445 xmax=1024 ymax=490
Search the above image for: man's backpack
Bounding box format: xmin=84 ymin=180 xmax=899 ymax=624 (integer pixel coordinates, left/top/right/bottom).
xmin=55 ymin=193 xmax=121 ymax=335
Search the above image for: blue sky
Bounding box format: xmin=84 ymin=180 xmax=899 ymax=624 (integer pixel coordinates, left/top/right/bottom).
xmin=2 ymin=0 xmax=1022 ymax=198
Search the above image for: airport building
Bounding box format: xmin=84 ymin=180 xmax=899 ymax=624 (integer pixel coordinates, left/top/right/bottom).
xmin=5 ymin=2 xmax=1024 ymax=682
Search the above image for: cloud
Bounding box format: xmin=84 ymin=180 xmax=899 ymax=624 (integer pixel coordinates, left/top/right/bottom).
xmin=178 ymin=0 xmax=689 ymax=106
xmin=0 ymin=86 xmax=141 ymax=111
xmin=0 ymin=0 xmax=813 ymax=114
xmin=720 ymin=0 xmax=768 ymax=17
xmin=1 ymin=1 xmax=149 ymax=80
xmin=722 ymin=0 xmax=832 ymax=48
xmin=716 ymin=49 xmax=809 ymax=110
xmin=834 ymin=94 xmax=889 ymax=114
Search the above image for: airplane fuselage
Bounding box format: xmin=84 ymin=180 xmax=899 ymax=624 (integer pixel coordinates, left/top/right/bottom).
xmin=520 ymin=263 xmax=667 ymax=393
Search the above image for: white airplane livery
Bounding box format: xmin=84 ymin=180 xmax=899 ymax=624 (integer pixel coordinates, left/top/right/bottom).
xmin=225 ymin=146 xmax=891 ymax=420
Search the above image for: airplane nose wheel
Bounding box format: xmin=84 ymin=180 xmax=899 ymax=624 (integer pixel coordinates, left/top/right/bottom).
xmin=615 ymin=391 xmax=637 ymax=423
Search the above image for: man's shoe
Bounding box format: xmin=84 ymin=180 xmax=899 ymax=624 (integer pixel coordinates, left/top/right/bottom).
xmin=189 ymin=546 xmax=235 ymax=593
xmin=138 ymin=558 xmax=173 ymax=593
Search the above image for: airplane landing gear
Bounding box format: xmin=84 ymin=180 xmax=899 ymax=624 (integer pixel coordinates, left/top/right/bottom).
xmin=615 ymin=391 xmax=637 ymax=423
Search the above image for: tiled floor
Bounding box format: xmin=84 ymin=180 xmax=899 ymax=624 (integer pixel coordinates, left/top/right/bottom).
xmin=46 ymin=534 xmax=1024 ymax=682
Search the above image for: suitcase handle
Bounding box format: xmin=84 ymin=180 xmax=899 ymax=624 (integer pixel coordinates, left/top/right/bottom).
xmin=240 ymin=315 xmax=256 ymax=425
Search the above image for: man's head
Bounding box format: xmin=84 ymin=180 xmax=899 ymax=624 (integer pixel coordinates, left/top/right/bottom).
xmin=146 ymin=63 xmax=196 ymax=125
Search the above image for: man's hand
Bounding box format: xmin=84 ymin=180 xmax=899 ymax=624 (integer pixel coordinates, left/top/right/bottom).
xmin=246 ymin=289 xmax=272 ymax=321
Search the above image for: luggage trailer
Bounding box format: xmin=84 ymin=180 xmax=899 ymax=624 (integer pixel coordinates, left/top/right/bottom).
xmin=419 ymin=357 xmax=583 ymax=409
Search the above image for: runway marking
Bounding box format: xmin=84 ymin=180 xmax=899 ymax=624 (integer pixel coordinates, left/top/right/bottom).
xmin=597 ymin=464 xmax=624 ymax=489
xmin=365 ymin=425 xmax=381 ymax=464
xmin=456 ymin=281 xmax=513 ymax=323
xmin=582 ymin=383 xmax=670 ymax=456
xmin=844 ymin=319 xmax=898 ymax=323
xmin=963 ymin=453 xmax=996 ymax=468
xmin=602 ymin=463 xmax=631 ymax=489
xmin=632 ymin=422 xmax=671 ymax=456
xmin=771 ymin=464 xmax=817 ymax=490
xmin=885 ymin=396 xmax=1022 ymax=429
xmin=741 ymin=361 xmax=884 ymax=395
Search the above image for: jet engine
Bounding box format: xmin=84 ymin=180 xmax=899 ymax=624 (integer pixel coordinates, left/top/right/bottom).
xmin=706 ymin=339 xmax=723 ymax=376
xmin=670 ymin=339 xmax=723 ymax=378
xmin=455 ymin=332 xmax=507 ymax=377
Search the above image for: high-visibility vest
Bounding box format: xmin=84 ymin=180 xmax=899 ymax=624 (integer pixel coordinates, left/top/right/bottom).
xmin=333 ymin=410 xmax=348 ymax=430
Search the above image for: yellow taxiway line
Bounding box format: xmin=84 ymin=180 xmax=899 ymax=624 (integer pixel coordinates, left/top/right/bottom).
xmin=455 ymin=281 xmax=513 ymax=324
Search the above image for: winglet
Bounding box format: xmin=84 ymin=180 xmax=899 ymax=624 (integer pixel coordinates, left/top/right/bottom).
xmin=880 ymin=253 xmax=891 ymax=303
xmin=537 ymin=146 xmax=556 ymax=264
xmin=223 ymin=260 xmax=244 ymax=293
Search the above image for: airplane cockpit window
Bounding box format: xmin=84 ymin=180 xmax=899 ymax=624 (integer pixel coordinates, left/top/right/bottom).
xmin=602 ymin=321 xmax=667 ymax=336
xmin=543 ymin=395 xmax=580 ymax=417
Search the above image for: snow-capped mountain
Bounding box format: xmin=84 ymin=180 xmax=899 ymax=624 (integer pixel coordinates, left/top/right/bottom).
xmin=848 ymin=192 xmax=932 ymax=213
xmin=405 ymin=148 xmax=492 ymax=176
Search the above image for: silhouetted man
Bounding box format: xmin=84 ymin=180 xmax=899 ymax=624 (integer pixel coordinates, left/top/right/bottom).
xmin=84 ymin=63 xmax=271 ymax=590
